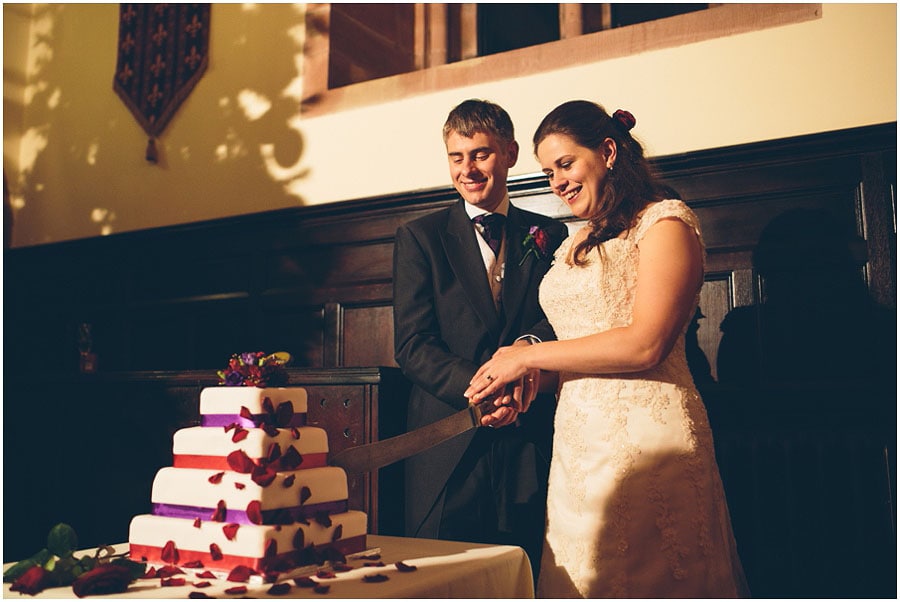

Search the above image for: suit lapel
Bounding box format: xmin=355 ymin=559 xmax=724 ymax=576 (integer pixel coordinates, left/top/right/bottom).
xmin=500 ymin=206 xmax=530 ymax=331
xmin=442 ymin=201 xmax=501 ymax=336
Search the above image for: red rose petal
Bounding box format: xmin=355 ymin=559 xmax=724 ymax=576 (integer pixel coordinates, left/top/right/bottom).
xmin=262 ymin=396 xmax=275 ymax=415
xmin=280 ymin=446 xmax=303 ymax=470
xmin=212 ymin=499 xmax=227 ymax=522
xmin=232 ymin=426 xmax=249 ymax=443
xmin=293 ymin=527 xmax=305 ymax=550
xmin=227 ymin=565 xmax=253 ymax=583
xmin=224 ymin=422 xmax=237 ymax=433
xmin=283 ymin=474 xmax=296 ymax=488
xmin=247 ymin=500 xmax=263 ymax=525
xmin=161 ymin=577 xmax=187 ymax=587
xmin=268 ymin=582 xmax=292 ymax=595
xmin=333 ymin=562 xmax=352 ymax=572
xmin=315 ymin=511 xmax=332 ymax=528
xmin=197 ymin=570 xmax=217 ymax=579
xmin=290 ymin=427 xmax=301 ymax=440
xmin=209 ymin=543 xmax=223 ymax=561
xmin=208 ymin=472 xmax=225 ymax=484
xmin=161 ymin=540 xmax=179 ymax=564
xmin=299 ymin=486 xmax=312 ymax=505
xmin=363 ymin=573 xmax=389 ymax=583
xmin=251 ymin=465 xmax=277 ymax=487
xmin=266 ymin=442 xmax=283 ymax=464
xmin=331 ymin=524 xmax=343 ymax=542
xmin=157 ymin=565 xmax=186 ymax=578
xmin=395 ymin=561 xmax=417 ymax=572
xmin=223 ymin=523 xmax=240 ymax=540
xmin=264 ymin=538 xmax=278 ymax=559
xmin=294 ymin=576 xmax=317 ymax=588
xmin=143 ymin=567 xmax=158 ymax=579
xmin=193 ymin=517 xmax=202 ymax=528
xmin=240 ymin=406 xmax=254 ymax=421
xmin=364 ymin=561 xmax=385 ymax=567
xmin=316 ymin=569 xmax=336 ymax=579
xmin=183 ymin=560 xmax=204 ymax=569
xmin=225 ymin=585 xmax=248 ymax=595
xmin=314 ymin=584 xmax=331 ymax=594
xmin=275 ymin=401 xmax=294 ymax=427
xmin=189 ymin=593 xmax=214 ymax=599
xmin=193 ymin=580 xmax=212 ymax=588
xmin=227 ymin=450 xmax=256 ymax=473
xmin=235 ymin=482 xmax=246 ymax=490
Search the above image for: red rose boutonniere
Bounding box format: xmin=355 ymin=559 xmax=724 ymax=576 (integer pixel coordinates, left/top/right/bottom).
xmin=519 ymin=226 xmax=551 ymax=265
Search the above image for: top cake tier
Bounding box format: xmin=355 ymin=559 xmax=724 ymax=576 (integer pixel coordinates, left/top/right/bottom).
xmin=199 ymin=387 xmax=308 ymax=428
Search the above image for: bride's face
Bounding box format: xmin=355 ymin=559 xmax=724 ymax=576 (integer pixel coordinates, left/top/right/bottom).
xmin=537 ymin=133 xmax=615 ymax=220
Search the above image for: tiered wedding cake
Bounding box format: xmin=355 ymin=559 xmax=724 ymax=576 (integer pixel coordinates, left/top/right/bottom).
xmin=128 ymin=353 xmax=367 ymax=573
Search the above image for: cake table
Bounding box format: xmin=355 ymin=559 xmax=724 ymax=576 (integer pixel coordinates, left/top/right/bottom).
xmin=3 ymin=535 xmax=535 ymax=598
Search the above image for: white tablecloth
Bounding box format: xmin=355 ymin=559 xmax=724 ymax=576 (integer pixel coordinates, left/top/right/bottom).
xmin=3 ymin=535 xmax=535 ymax=598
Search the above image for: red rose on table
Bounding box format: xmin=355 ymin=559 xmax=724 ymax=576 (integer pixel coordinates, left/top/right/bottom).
xmin=10 ymin=565 xmax=50 ymax=595
xmin=71 ymin=564 xmax=133 ymax=598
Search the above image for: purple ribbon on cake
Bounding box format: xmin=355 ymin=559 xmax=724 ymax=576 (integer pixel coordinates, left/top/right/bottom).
xmin=201 ymin=413 xmax=307 ymax=428
xmin=152 ymin=500 xmax=348 ymax=524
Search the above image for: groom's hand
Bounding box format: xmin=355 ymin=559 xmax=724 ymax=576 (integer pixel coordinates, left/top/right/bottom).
xmin=478 ymin=388 xmax=519 ymax=428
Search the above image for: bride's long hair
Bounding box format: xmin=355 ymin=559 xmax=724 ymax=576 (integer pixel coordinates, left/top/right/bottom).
xmin=533 ymin=100 xmax=664 ymax=265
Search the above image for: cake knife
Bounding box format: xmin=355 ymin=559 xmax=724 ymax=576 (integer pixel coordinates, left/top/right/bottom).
xmin=328 ymin=398 xmax=496 ymax=474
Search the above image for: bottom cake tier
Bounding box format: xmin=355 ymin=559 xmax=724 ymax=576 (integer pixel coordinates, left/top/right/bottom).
xmin=129 ymin=510 xmax=368 ymax=572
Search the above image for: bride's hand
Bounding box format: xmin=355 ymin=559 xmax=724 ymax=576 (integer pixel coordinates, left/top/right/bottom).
xmin=464 ymin=347 xmax=531 ymax=402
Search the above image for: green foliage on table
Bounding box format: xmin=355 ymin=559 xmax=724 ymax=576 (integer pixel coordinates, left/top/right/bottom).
xmin=3 ymin=523 xmax=145 ymax=587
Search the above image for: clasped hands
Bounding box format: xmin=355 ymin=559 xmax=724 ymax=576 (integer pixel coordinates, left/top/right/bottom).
xmin=465 ymin=342 xmax=538 ymax=428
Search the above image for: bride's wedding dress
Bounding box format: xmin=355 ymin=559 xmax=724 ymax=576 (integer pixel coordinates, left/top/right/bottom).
xmin=536 ymin=200 xmax=747 ymax=598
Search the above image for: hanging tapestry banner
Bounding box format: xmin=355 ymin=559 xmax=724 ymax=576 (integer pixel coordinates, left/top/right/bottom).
xmin=113 ymin=3 xmax=210 ymax=163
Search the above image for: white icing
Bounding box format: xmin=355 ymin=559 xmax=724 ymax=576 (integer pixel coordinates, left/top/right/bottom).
xmin=129 ymin=510 xmax=367 ymax=555
xmin=151 ymin=466 xmax=349 ymax=510
xmin=199 ymin=387 xmax=309 ymax=415
xmin=173 ymin=425 xmax=328 ymax=459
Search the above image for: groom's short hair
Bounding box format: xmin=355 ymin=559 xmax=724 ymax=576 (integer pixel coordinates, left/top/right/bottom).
xmin=443 ymin=99 xmax=515 ymax=146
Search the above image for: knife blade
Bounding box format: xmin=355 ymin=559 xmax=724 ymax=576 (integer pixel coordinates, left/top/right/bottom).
xmin=328 ymin=399 xmax=494 ymax=475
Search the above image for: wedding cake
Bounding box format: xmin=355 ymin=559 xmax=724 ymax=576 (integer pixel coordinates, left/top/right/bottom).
xmin=128 ymin=353 xmax=368 ymax=574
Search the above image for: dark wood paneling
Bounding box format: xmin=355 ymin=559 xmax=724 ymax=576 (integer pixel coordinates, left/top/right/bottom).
xmin=4 ymin=124 xmax=896 ymax=595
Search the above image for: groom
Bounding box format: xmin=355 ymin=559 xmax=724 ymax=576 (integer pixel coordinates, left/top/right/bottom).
xmin=392 ymin=99 xmax=567 ymax=577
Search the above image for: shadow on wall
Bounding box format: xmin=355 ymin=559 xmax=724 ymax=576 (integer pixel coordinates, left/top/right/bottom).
xmin=8 ymin=4 xmax=317 ymax=246
xmin=717 ymin=207 xmax=896 ymax=386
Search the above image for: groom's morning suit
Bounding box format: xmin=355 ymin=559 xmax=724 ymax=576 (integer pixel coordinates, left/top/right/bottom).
xmin=393 ymin=197 xmax=567 ymax=573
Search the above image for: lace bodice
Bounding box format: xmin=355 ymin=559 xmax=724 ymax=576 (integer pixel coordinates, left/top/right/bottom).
xmin=540 ymin=199 xmax=704 ymax=386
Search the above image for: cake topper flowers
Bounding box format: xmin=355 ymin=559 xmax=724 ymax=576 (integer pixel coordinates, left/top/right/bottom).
xmin=519 ymin=225 xmax=552 ymax=265
xmin=217 ymin=352 xmax=292 ymax=387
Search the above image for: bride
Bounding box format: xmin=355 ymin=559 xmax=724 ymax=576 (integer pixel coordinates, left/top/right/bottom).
xmin=465 ymin=100 xmax=748 ymax=598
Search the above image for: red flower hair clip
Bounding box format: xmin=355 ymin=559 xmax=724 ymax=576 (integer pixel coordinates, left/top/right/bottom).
xmin=613 ymin=109 xmax=636 ymax=131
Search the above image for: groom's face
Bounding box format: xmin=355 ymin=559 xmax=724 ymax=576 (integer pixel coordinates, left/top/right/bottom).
xmin=446 ymin=130 xmax=519 ymax=212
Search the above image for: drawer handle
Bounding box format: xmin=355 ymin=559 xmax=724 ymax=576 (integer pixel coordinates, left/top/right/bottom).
xmin=343 ymin=428 xmax=352 ymax=438
xmin=342 ymin=398 xmax=351 ymax=408
xmin=320 ymin=398 xmax=327 ymax=408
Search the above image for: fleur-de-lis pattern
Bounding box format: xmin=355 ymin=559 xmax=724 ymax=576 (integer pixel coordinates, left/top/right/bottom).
xmin=114 ymin=4 xmax=210 ymax=145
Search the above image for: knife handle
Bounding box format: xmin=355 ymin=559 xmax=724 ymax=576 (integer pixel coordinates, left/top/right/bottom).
xmin=469 ymin=396 xmax=505 ymax=426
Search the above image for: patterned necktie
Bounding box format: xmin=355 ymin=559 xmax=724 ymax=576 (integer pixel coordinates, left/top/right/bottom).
xmin=473 ymin=213 xmax=505 ymax=257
